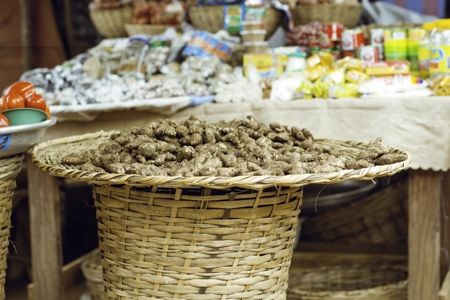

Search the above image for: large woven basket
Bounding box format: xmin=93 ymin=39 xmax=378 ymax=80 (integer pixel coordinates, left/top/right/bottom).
xmin=287 ymin=265 xmax=407 ymax=299
xmin=0 ymin=154 xmax=23 ymax=300
xmin=300 ymin=177 xmax=408 ymax=244
xmin=89 ymin=5 xmax=134 ymax=38
xmin=81 ymin=249 xmax=103 ymax=300
xmin=29 ymin=131 xmax=411 ymax=300
xmin=124 ymin=23 xmax=182 ymax=36
xmin=291 ymin=4 xmax=363 ymax=29
xmin=188 ymin=6 xmax=282 ymax=40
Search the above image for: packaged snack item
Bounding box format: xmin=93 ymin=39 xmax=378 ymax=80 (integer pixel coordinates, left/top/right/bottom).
xmin=328 ymin=83 xmax=359 ymax=98
xmin=242 ymin=20 xmax=264 ymax=31
xmin=182 ymin=30 xmax=233 ymax=62
xmin=241 ymin=30 xmax=267 ymax=43
xmin=244 ymin=7 xmax=266 ymax=22
xmin=365 ymin=60 xmax=410 ymax=76
xmin=345 ymin=69 xmax=369 ymax=84
xmin=358 ymin=74 xmax=427 ymax=94
xmin=224 ymin=5 xmax=244 ymax=34
xmin=244 ymin=41 xmax=268 ymax=54
xmin=432 ymin=75 xmax=450 ymax=96
xmin=322 ymin=23 xmax=345 ymax=41
xmin=336 ymin=56 xmax=366 ymax=72
xmin=296 ymin=80 xmax=314 ymax=99
xmin=243 ymin=53 xmax=286 ymax=78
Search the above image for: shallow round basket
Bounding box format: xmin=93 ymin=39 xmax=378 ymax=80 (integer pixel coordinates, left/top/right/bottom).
xmin=81 ymin=249 xmax=103 ymax=300
xmin=89 ymin=5 xmax=133 ymax=38
xmin=124 ymin=23 xmax=181 ymax=36
xmin=0 ymin=154 xmax=24 ymax=300
xmin=287 ymin=265 xmax=408 ymax=300
xmin=291 ymin=3 xmax=363 ymax=29
xmin=188 ymin=6 xmax=282 ymax=40
xmin=29 ymin=131 xmax=411 ymax=300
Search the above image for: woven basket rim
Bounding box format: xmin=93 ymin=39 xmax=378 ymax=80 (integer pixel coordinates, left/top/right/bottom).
xmin=295 ymin=3 xmax=362 ymax=8
xmin=288 ymin=265 xmax=408 ymax=296
xmin=29 ymin=130 xmax=411 ymax=188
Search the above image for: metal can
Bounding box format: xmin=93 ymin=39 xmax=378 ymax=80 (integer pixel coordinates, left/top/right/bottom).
xmin=384 ymin=28 xmax=408 ymax=61
xmin=322 ymin=23 xmax=345 ymax=41
xmin=358 ymin=46 xmax=380 ymax=64
xmin=341 ymin=30 xmax=365 ymax=51
xmin=343 ymin=50 xmax=357 ymax=58
xmin=309 ymin=39 xmax=321 ymax=52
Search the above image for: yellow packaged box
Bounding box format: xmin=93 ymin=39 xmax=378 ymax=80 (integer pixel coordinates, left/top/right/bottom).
xmin=366 ymin=61 xmax=410 ymax=76
xmin=243 ymin=54 xmax=287 ymax=77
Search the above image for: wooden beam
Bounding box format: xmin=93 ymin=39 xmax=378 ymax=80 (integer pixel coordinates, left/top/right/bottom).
xmin=27 ymin=155 xmax=64 ymax=300
xmin=409 ymin=170 xmax=441 ymax=300
xmin=440 ymin=269 xmax=450 ymax=300
xmin=290 ymin=251 xmax=407 ymax=271
xmin=442 ymin=171 xmax=450 ymax=284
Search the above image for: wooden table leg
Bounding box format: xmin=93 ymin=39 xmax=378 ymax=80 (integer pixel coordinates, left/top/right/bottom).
xmin=26 ymin=155 xmax=64 ymax=300
xmin=409 ymin=170 xmax=441 ymax=300
xmin=442 ymin=171 xmax=450 ymax=284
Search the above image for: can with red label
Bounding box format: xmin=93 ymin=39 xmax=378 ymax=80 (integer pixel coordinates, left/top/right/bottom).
xmin=322 ymin=23 xmax=345 ymax=41
xmin=343 ymin=50 xmax=357 ymax=58
xmin=341 ymin=30 xmax=365 ymax=51
xmin=370 ymin=28 xmax=384 ymax=60
xmin=358 ymin=46 xmax=380 ymax=64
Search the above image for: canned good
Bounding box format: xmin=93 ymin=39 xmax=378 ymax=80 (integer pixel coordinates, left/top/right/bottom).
xmin=319 ymin=39 xmax=335 ymax=50
xmin=343 ymin=50 xmax=357 ymax=58
xmin=358 ymin=46 xmax=380 ymax=64
xmin=408 ymin=28 xmax=425 ymax=73
xmin=384 ymin=28 xmax=408 ymax=61
xmin=342 ymin=30 xmax=365 ymax=51
xmin=370 ymin=28 xmax=384 ymax=46
xmin=322 ymin=23 xmax=345 ymax=41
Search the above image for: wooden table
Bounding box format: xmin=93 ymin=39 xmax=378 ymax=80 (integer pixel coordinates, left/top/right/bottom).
xmin=27 ymin=99 xmax=450 ymax=300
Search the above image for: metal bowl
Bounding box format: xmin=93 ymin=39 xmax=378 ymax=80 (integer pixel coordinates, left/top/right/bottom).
xmin=301 ymin=179 xmax=379 ymax=216
xmin=0 ymin=117 xmax=57 ymax=158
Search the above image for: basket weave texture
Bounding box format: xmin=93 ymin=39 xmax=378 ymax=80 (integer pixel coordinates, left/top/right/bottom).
xmin=81 ymin=249 xmax=103 ymax=300
xmin=291 ymin=4 xmax=363 ymax=29
xmin=95 ymin=184 xmax=302 ymax=299
xmin=89 ymin=5 xmax=133 ymax=38
xmin=29 ymin=131 xmax=411 ymax=189
xmin=287 ymin=265 xmax=407 ymax=299
xmin=0 ymin=154 xmax=23 ymax=300
xmin=188 ymin=6 xmax=282 ymax=40
xmin=300 ymin=177 xmax=408 ymax=244
xmin=29 ymin=131 xmax=411 ymax=299
xmin=124 ymin=23 xmax=181 ymax=36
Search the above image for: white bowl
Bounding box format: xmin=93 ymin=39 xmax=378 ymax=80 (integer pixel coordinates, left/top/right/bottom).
xmin=0 ymin=117 xmax=57 ymax=158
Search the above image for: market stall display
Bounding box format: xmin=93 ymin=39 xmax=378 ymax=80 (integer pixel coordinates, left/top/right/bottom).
xmin=30 ymin=114 xmax=410 ymax=299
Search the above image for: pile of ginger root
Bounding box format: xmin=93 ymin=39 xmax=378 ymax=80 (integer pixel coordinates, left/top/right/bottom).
xmin=62 ymin=115 xmax=407 ymax=177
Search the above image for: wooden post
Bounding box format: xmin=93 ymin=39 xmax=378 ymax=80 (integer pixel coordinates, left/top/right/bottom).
xmin=20 ymin=0 xmax=31 ymax=71
xmin=442 ymin=171 xmax=450 ymax=284
xmin=409 ymin=170 xmax=441 ymax=300
xmin=27 ymin=155 xmax=64 ymax=300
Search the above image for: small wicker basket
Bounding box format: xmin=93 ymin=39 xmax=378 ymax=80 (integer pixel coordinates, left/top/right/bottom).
xmin=188 ymin=6 xmax=282 ymax=40
xmin=81 ymin=249 xmax=103 ymax=300
xmin=89 ymin=5 xmax=134 ymax=38
xmin=0 ymin=154 xmax=24 ymax=300
xmin=287 ymin=265 xmax=408 ymax=300
xmin=291 ymin=3 xmax=363 ymax=29
xmin=124 ymin=23 xmax=182 ymax=36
